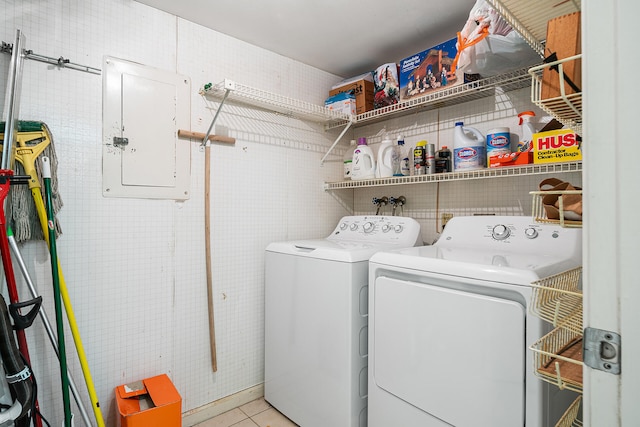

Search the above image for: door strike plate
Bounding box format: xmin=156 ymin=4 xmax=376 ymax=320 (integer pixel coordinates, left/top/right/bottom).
xmin=583 ymin=327 xmax=621 ymax=374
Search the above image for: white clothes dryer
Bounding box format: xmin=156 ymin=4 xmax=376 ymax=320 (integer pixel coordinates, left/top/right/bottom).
xmin=368 ymin=216 xmax=582 ymax=427
xmin=265 ymin=215 xmax=421 ymax=427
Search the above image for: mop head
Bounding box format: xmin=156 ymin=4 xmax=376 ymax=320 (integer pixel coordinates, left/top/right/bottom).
xmin=2 ymin=121 xmax=63 ymax=243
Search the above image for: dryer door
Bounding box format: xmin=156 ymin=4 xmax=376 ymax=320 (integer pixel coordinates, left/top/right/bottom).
xmin=372 ymin=276 xmax=525 ymax=427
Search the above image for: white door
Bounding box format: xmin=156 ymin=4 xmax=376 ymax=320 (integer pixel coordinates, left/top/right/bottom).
xmin=583 ymin=1 xmax=640 ymax=424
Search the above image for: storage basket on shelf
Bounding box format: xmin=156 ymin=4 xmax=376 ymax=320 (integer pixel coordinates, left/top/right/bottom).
xmin=531 ymin=178 xmax=582 ymax=228
xmin=530 ymin=325 xmax=583 ymax=393
xmin=530 ymin=267 xmax=582 ymax=334
xmin=555 ymin=395 xmax=583 ymax=427
xmin=529 ymin=54 xmax=582 ymax=135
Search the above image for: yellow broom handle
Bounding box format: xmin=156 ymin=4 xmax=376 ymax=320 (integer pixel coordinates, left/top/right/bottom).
xmin=32 ymin=189 xmax=105 ymax=427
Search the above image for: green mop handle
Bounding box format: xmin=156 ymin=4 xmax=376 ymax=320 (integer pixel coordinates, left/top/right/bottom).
xmin=42 ymin=156 xmax=72 ymax=427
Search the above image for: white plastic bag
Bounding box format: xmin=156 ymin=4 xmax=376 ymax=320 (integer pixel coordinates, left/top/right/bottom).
xmin=454 ymin=0 xmax=540 ymax=77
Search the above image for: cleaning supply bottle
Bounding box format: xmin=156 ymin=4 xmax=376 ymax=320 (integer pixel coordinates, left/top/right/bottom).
xmin=402 ymin=140 xmax=412 ymax=176
xmin=453 ymin=122 xmax=486 ymax=171
xmin=343 ymin=139 xmax=356 ymax=179
xmin=413 ymin=140 xmax=427 ymax=175
xmin=376 ymin=137 xmax=394 ymax=178
xmin=486 ymin=127 xmax=511 ymax=167
xmin=435 ymin=146 xmax=452 ymax=173
xmin=392 ymin=135 xmax=406 ymax=176
xmin=401 ymin=150 xmax=411 ymax=176
xmin=351 ymin=137 xmax=376 ymax=180
xmin=517 ymin=111 xmax=537 ymax=152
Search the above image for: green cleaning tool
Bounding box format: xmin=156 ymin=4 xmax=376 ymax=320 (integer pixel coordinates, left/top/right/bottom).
xmin=42 ymin=156 xmax=72 ymax=426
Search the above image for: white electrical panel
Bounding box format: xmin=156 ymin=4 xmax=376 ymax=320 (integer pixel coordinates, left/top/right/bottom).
xmin=102 ymin=56 xmax=191 ymax=199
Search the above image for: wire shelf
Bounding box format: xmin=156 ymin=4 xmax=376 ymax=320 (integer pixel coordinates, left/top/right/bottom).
xmin=531 ymin=326 xmax=583 ymax=393
xmin=555 ymin=396 xmax=583 ymax=427
xmin=325 ymin=67 xmax=532 ymax=130
xmin=487 ymin=0 xmax=581 ymax=57
xmin=531 ymin=189 xmax=582 ymax=228
xmin=200 ymin=80 xmax=351 ymax=126
xmin=529 ymin=55 xmax=583 ymax=135
xmin=325 ymin=161 xmax=582 ymax=190
xmin=530 ymin=267 xmax=582 ymax=334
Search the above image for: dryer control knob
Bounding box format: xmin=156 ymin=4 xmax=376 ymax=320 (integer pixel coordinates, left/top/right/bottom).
xmin=350 ymin=223 xmax=358 ymax=231
xmin=492 ymin=224 xmax=510 ymax=240
xmin=340 ymin=222 xmax=348 ymax=230
xmin=382 ymin=224 xmax=391 ymax=233
xmin=394 ymin=225 xmax=404 ymax=233
xmin=524 ymin=227 xmax=538 ymax=239
xmin=363 ymin=222 xmax=375 ymax=233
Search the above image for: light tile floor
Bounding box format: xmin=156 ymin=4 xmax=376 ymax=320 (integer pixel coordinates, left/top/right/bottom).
xmin=194 ymin=398 xmax=299 ymax=427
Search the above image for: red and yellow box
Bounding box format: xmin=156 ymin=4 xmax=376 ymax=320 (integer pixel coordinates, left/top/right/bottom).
xmin=533 ymin=129 xmax=582 ymax=164
xmin=116 ymin=374 xmax=181 ymax=427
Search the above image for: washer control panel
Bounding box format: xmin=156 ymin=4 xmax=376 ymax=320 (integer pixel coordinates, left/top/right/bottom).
xmin=329 ymin=216 xmax=421 ymax=246
xmin=486 ymin=222 xmax=550 ymax=242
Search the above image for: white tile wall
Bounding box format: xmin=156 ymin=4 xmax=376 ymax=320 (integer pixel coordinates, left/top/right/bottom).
xmin=2 ymin=1 xmax=346 ymax=425
xmin=1 ymin=1 xmax=581 ymax=425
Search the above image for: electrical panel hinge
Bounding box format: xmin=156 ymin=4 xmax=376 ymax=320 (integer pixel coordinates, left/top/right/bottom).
xmin=583 ymin=327 xmax=621 ymax=374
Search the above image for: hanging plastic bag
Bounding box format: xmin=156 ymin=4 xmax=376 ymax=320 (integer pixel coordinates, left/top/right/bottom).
xmin=453 ymin=0 xmax=541 ymax=77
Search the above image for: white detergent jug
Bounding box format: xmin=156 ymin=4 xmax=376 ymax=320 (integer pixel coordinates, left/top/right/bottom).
xmin=376 ymin=138 xmax=394 ymax=178
xmin=453 ymin=122 xmax=486 ymax=171
xmin=352 ymin=137 xmax=376 ymax=180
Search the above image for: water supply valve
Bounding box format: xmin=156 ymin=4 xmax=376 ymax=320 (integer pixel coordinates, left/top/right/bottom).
xmin=372 ymin=197 xmax=388 ymax=215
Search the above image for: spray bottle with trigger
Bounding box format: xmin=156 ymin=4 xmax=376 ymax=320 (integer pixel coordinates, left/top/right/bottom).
xmin=517 ymin=111 xmax=537 ymax=152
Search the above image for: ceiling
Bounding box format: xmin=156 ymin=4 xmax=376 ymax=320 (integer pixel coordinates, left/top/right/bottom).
xmin=135 ymin=0 xmax=474 ymax=78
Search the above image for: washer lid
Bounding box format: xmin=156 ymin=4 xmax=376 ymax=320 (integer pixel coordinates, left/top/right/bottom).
xmin=370 ymin=245 xmax=580 ymax=285
xmin=266 ymin=239 xmax=410 ymax=263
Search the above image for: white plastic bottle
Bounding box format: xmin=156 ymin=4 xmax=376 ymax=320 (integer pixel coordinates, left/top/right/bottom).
xmin=343 ymin=139 xmax=356 ymax=179
xmin=453 ymin=121 xmax=486 ymax=171
xmin=403 ymin=142 xmax=413 ymax=176
xmin=517 ymin=111 xmax=537 ymax=152
xmin=351 ymin=137 xmax=376 ymax=180
xmin=376 ymin=137 xmax=394 ymax=178
xmin=392 ymin=135 xmax=407 ymax=176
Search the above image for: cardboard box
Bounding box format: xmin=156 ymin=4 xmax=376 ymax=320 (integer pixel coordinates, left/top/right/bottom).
xmin=489 ymin=151 xmax=533 ymax=168
xmin=399 ymin=38 xmax=461 ymax=102
xmin=541 ymin=12 xmax=581 ymax=100
xmin=329 ymin=79 xmax=374 ymax=115
xmin=325 ymin=92 xmax=356 ymax=116
xmin=372 ymin=63 xmax=400 ymax=109
xmin=533 ymin=129 xmax=582 ymax=164
xmin=116 ymin=374 xmax=181 ymax=427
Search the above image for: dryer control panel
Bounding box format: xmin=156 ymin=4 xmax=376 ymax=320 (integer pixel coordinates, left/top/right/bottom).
xmin=328 ymin=216 xmax=421 ymax=246
xmin=437 ymin=216 xmax=581 ymax=260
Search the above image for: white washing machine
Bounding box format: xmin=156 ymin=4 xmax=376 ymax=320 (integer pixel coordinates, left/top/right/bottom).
xmin=368 ymin=216 xmax=582 ymax=427
xmin=265 ymin=215 xmax=422 ymax=427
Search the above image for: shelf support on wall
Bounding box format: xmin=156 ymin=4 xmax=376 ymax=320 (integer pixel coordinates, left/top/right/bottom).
xmin=320 ymin=119 xmax=353 ymax=165
xmin=202 ymin=79 xmax=235 ymax=146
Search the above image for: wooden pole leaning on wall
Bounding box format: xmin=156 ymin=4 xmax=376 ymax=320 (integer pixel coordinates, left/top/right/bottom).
xmin=179 ymin=129 xmax=236 ymax=372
